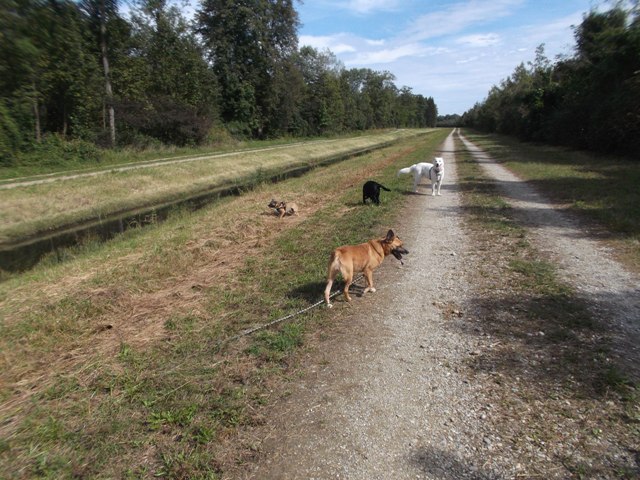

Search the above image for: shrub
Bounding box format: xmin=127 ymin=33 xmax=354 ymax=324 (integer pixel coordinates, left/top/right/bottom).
xmin=18 ymin=134 xmax=102 ymax=168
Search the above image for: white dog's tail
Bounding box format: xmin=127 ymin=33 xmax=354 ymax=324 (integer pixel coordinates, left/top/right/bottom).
xmin=397 ymin=166 xmax=413 ymax=177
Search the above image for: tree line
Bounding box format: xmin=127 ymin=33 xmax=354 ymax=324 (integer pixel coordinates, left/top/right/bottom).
xmin=0 ymin=0 xmax=438 ymax=165
xmin=462 ymin=4 xmax=640 ymax=159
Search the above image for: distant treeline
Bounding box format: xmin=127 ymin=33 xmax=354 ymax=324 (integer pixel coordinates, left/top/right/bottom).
xmin=462 ymin=5 xmax=640 ymax=158
xmin=0 ymin=0 xmax=438 ymax=164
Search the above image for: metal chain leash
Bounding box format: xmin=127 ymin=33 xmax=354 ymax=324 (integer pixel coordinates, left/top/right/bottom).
xmin=219 ymin=274 xmax=365 ymax=346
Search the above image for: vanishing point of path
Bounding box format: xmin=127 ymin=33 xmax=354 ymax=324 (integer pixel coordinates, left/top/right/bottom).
xmin=240 ymin=129 xmax=639 ymax=479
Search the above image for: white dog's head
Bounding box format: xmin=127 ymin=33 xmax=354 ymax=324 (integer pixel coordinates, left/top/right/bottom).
xmin=433 ymin=157 xmax=444 ymax=170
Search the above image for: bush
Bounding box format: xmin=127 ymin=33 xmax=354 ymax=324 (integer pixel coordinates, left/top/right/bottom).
xmin=117 ymin=97 xmax=213 ymax=146
xmin=205 ymin=125 xmax=237 ymax=147
xmin=18 ymin=134 xmax=102 ymax=168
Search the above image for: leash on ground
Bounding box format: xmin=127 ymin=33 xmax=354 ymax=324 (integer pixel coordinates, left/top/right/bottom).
xmin=217 ymin=274 xmax=365 ymax=348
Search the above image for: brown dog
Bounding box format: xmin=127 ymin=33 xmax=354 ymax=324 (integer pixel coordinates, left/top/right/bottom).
xmin=268 ymin=199 xmax=299 ymax=218
xmin=324 ymin=229 xmax=408 ymax=308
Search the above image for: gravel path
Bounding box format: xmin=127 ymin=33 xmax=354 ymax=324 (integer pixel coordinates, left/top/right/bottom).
xmin=245 ymin=130 xmax=491 ymax=479
xmin=240 ymin=129 xmax=639 ymax=479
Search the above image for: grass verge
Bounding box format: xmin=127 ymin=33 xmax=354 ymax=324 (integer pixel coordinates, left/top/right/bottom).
xmin=0 ymin=128 xmax=450 ymax=478
xmin=455 ymin=132 xmax=639 ymax=478
xmin=0 ymin=130 xmax=391 ymax=181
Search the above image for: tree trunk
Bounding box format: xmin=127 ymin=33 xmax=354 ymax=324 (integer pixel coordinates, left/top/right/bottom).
xmin=32 ymin=80 xmax=41 ymax=143
xmin=100 ymin=0 xmax=115 ymax=147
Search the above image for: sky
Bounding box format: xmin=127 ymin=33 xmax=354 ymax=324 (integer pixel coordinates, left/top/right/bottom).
xmin=295 ymin=0 xmax=609 ymax=115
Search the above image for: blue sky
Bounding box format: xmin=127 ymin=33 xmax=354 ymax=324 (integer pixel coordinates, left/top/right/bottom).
xmin=296 ymin=0 xmax=608 ymax=115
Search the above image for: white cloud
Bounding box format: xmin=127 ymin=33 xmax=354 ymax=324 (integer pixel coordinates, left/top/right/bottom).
xmin=296 ymin=1 xmax=593 ymax=114
xmin=404 ymin=0 xmax=525 ymax=41
xmin=455 ymin=55 xmax=481 ymax=64
xmin=343 ymin=0 xmax=403 ymax=14
xmin=349 ymin=43 xmax=439 ymax=65
xmin=299 ymin=34 xmax=357 ymax=54
xmin=456 ymin=33 xmax=502 ymax=47
xmin=513 ymin=11 xmax=584 ymax=54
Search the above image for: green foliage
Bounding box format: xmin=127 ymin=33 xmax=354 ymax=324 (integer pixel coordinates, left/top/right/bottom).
xmin=0 ymin=100 xmax=20 ymax=165
xmin=197 ymin=0 xmax=300 ymax=137
xmin=0 ymin=0 xmax=439 ymax=165
xmin=463 ymin=6 xmax=640 ymax=158
xmin=18 ymin=134 xmax=102 ymax=168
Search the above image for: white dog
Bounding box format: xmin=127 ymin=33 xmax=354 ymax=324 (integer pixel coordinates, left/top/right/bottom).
xmin=397 ymin=157 xmax=445 ymax=195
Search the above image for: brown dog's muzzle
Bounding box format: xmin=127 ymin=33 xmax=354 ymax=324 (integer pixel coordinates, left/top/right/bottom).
xmin=391 ymin=247 xmax=409 ymax=263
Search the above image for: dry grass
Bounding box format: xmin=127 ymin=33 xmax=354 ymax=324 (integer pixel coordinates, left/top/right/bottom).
xmin=0 ymin=130 xmax=447 ymax=478
xmin=461 ymin=130 xmax=640 ymax=274
xmin=0 ymin=130 xmax=428 ymax=244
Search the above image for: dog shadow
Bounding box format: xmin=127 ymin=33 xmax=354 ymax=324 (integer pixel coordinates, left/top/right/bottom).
xmin=287 ymin=281 xmax=366 ymax=303
xmin=401 ymin=190 xmax=429 ymax=196
xmin=287 ymin=281 xmax=327 ymax=303
xmin=346 ymin=200 xmax=389 ymax=207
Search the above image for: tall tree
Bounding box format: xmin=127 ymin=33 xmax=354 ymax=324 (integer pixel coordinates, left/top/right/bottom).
xmin=0 ymin=0 xmax=42 ymax=145
xmin=463 ymin=5 xmax=640 ymax=158
xmin=81 ymin=0 xmax=119 ymax=146
xmin=118 ymin=0 xmax=218 ymax=145
xmin=362 ymin=70 xmax=397 ymax=128
xmin=197 ymin=0 xmax=299 ymax=137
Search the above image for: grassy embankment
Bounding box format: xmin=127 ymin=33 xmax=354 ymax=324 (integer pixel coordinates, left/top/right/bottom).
xmin=455 ymin=131 xmax=639 ymax=478
xmin=0 ymin=128 xmax=450 ymax=478
xmin=0 ymin=129 xmax=425 ymax=246
xmin=0 ymin=131 xmax=379 ymax=181
xmin=461 ymin=130 xmax=640 ymax=272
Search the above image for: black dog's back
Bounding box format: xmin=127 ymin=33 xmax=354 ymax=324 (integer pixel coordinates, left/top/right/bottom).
xmin=363 ymin=180 xmax=390 ymax=205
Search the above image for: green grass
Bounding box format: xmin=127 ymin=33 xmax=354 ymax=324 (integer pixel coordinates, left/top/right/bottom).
xmin=0 ymin=129 xmax=401 ymax=181
xmin=0 ymin=128 xmax=450 ymax=478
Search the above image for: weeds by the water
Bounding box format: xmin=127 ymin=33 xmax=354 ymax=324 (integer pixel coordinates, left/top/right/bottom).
xmin=0 ymin=129 xmax=427 ymax=246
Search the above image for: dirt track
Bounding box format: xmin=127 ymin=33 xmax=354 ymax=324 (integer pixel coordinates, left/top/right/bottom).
xmin=238 ymin=129 xmax=640 ymax=479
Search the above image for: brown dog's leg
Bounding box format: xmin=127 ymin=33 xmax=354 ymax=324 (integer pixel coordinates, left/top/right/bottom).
xmin=324 ymin=278 xmax=334 ymax=307
xmin=362 ymin=268 xmax=376 ymax=294
xmin=325 ymin=253 xmax=340 ymax=308
xmin=342 ymin=272 xmax=353 ymax=303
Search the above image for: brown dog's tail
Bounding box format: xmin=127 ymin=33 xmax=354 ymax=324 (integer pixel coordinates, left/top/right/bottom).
xmin=324 ymin=250 xmax=342 ymax=307
xmin=327 ymin=250 xmax=341 ymax=279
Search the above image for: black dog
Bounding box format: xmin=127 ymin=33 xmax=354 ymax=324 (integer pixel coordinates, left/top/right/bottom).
xmin=362 ymin=180 xmax=390 ymax=205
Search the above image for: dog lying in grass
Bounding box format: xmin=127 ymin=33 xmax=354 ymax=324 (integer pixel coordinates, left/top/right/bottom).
xmin=268 ymin=199 xmax=299 ymax=218
xmin=362 ymin=180 xmax=391 ymax=205
xmin=397 ymin=157 xmax=445 ymax=195
xmin=324 ymin=229 xmax=408 ymax=308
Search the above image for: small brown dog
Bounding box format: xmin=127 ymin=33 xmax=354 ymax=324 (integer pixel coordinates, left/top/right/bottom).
xmin=268 ymin=199 xmax=299 ymax=218
xmin=324 ymin=229 xmax=408 ymax=308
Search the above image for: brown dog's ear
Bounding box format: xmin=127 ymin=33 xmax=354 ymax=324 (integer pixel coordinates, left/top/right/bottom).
xmin=385 ymin=229 xmax=395 ymax=242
